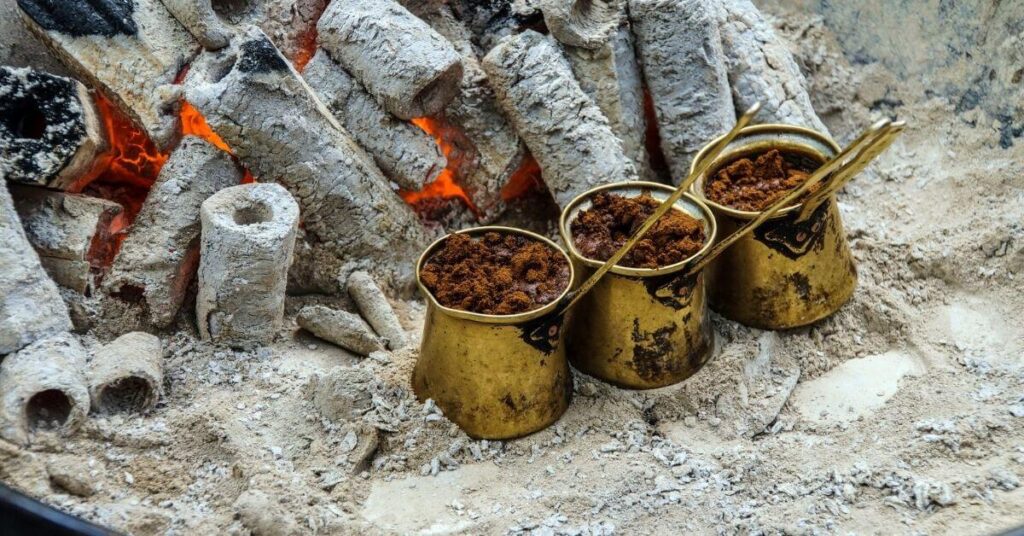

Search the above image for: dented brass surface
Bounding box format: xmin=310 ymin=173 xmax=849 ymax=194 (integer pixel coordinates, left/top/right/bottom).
xmin=559 ymin=182 xmax=718 ymax=389
xmin=689 ymin=124 xmax=856 ymax=329
xmin=413 ymin=227 xmax=574 ymax=439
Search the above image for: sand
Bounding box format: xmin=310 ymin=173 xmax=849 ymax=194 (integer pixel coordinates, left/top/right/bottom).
xmin=2 ymin=5 xmax=1023 ymax=536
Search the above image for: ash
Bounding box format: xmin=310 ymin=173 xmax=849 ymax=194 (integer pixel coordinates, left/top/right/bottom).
xmin=4 ymin=8 xmax=1024 ymax=536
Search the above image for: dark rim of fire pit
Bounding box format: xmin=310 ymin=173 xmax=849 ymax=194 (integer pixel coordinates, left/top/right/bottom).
xmin=689 ymin=124 xmax=841 ymax=220
xmin=416 ymin=226 xmax=576 ymax=324
xmin=559 ymin=181 xmax=718 ymax=278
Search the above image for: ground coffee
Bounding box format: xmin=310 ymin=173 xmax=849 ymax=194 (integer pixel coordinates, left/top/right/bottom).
xmin=704 ymin=149 xmax=821 ymax=212
xmin=421 ymin=232 xmax=571 ymax=315
xmin=570 ymin=192 xmax=706 ymax=269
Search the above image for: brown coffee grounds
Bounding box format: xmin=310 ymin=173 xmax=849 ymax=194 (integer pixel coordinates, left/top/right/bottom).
xmin=421 ymin=232 xmax=571 ymax=315
xmin=704 ymin=149 xmax=821 ymax=212
xmin=570 ymin=192 xmax=706 ymax=269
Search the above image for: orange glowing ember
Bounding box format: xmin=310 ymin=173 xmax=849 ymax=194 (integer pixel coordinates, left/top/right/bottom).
xmin=501 ymin=155 xmax=543 ymax=201
xmin=79 ymin=93 xmax=168 ymax=192
xmin=402 ymin=117 xmax=476 ymax=212
xmin=180 ymin=101 xmax=231 ymax=153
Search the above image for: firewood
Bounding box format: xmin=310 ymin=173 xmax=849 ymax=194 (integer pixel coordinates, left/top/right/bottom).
xmin=0 ymin=333 xmax=89 ymax=446
xmin=317 ymin=0 xmax=463 ymax=120
xmin=304 ymin=49 xmax=446 ymax=191
xmin=103 ymin=136 xmax=242 ymax=330
xmin=562 ymin=24 xmax=652 ymax=179
xmin=0 ymin=0 xmax=67 ymax=75
xmin=718 ymin=0 xmax=828 ymax=133
xmin=420 ymin=4 xmax=527 ymax=221
xmin=0 ymin=67 xmax=106 ymax=190
xmin=297 ymin=305 xmax=384 ymax=356
xmin=9 ymin=184 xmax=123 ymax=294
xmin=185 ymin=27 xmax=432 ymax=288
xmin=345 ymin=271 xmax=408 ymax=350
xmin=0 ymin=181 xmax=73 ymax=356
xmin=445 ymin=0 xmax=541 ymax=53
xmin=482 ymin=30 xmax=636 ymax=208
xmin=159 ymin=0 xmax=235 ymax=50
xmin=88 ymin=332 xmax=163 ymax=414
xmin=628 ymin=0 xmax=735 ymax=181
xmin=538 ymin=0 xmax=624 ymax=49
xmin=197 ymin=183 xmax=299 ymax=347
xmin=17 ymin=0 xmax=201 ymax=150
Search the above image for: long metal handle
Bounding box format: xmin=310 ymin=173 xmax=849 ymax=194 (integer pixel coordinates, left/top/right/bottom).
xmin=683 ymin=120 xmax=902 ymax=277
xmin=555 ymin=102 xmax=763 ymax=314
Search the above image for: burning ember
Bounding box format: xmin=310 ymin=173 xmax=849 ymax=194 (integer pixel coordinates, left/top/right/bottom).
xmin=402 ymin=116 xmax=478 ymax=213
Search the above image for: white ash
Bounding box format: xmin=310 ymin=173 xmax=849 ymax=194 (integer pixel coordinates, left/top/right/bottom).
xmin=345 ymin=271 xmax=409 ymax=351
xmin=628 ymin=0 xmax=735 ymax=181
xmin=303 ymin=49 xmax=446 ymax=191
xmin=483 ymin=30 xmax=637 ymax=208
xmin=538 ymin=0 xmax=624 ymax=50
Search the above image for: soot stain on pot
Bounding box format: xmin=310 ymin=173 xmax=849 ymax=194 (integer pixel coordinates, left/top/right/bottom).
xmin=518 ymin=314 xmax=562 ymax=354
xmin=753 ymin=201 xmax=830 ymax=260
xmin=630 ymin=319 xmax=679 ymax=382
xmin=643 ymin=272 xmax=698 ymax=310
xmin=789 ymin=272 xmax=812 ymax=301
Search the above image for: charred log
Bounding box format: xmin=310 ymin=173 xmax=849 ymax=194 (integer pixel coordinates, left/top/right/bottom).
xmin=160 ymin=0 xmax=235 ymax=50
xmin=17 ymin=0 xmax=201 ymax=150
xmin=0 ymin=181 xmax=73 ymax=356
xmin=303 ymin=49 xmax=446 ymax=191
xmin=317 ymin=0 xmax=463 ymax=120
xmin=539 ymin=0 xmax=624 ymax=49
xmin=297 ymin=305 xmax=384 ymax=356
xmin=482 ymin=30 xmax=636 ymax=208
xmin=345 ymin=271 xmax=408 ymax=350
xmin=103 ymin=136 xmax=242 ymax=330
xmin=0 ymin=67 xmax=106 ymax=190
xmin=628 ymin=0 xmax=735 ymax=181
xmin=9 ymin=184 xmax=123 ymax=294
xmin=185 ymin=28 xmax=432 ymax=288
xmin=88 ymin=332 xmax=163 ymax=414
xmin=446 ymin=0 xmax=542 ymax=53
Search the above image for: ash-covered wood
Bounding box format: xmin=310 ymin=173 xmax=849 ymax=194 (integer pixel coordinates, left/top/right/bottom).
xmin=88 ymin=332 xmax=163 ymax=414
xmin=0 ymin=67 xmax=106 ymax=190
xmin=539 ymin=0 xmax=623 ymax=49
xmin=17 ymin=0 xmax=201 ymax=150
xmin=160 ymin=0 xmax=235 ymax=50
xmin=103 ymin=136 xmax=242 ymax=330
xmin=718 ymin=0 xmax=827 ymax=133
xmin=198 ymin=183 xmax=299 ymax=347
xmin=345 ymin=271 xmax=408 ymax=350
xmin=0 ymin=333 xmax=89 ymax=446
xmin=317 ymin=0 xmax=463 ymax=120
xmin=0 ymin=181 xmax=73 ymax=356
xmin=482 ymin=30 xmax=636 ymax=208
xmin=420 ymin=4 xmax=526 ymax=221
xmin=9 ymin=184 xmax=123 ymax=294
xmin=628 ymin=0 xmax=735 ymax=181
xmin=446 ymin=0 xmax=542 ymax=53
xmin=563 ymin=24 xmax=651 ymax=178
xmin=303 ymin=49 xmax=445 ymax=191
xmin=0 ymin=0 xmax=67 ymax=75
xmin=297 ymin=305 xmax=384 ymax=356
xmin=186 ymin=28 xmax=432 ymax=288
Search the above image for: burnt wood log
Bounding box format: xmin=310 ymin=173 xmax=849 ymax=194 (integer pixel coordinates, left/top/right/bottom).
xmin=0 ymin=0 xmax=68 ymax=75
xmin=17 ymin=0 xmax=201 ymax=150
xmin=563 ymin=24 xmax=651 ymax=178
xmin=628 ymin=0 xmax=735 ymax=181
xmin=0 ymin=67 xmax=106 ymax=190
xmin=539 ymin=0 xmax=623 ymax=49
xmin=317 ymin=0 xmax=463 ymax=120
xmin=159 ymin=0 xmax=235 ymax=50
xmin=185 ymin=28 xmax=431 ymax=288
xmin=0 ymin=181 xmax=73 ymax=356
xmin=88 ymin=331 xmax=163 ymax=414
xmin=303 ymin=49 xmax=446 ymax=191
xmin=103 ymin=136 xmax=242 ymax=330
xmin=420 ymin=4 xmax=526 ymax=221
xmin=482 ymin=30 xmax=636 ymax=208
xmin=297 ymin=305 xmax=384 ymax=356
xmin=9 ymin=184 xmax=123 ymax=294
xmin=718 ymin=0 xmax=827 ymax=133
xmin=446 ymin=0 xmax=542 ymax=53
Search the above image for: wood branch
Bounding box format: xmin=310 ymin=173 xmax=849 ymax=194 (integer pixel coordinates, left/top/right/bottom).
xmin=539 ymin=0 xmax=624 ymax=49
xmin=482 ymin=30 xmax=636 ymax=208
xmin=9 ymin=184 xmax=123 ymax=294
xmin=0 ymin=67 xmax=106 ymax=190
xmin=304 ymin=49 xmax=446 ymax=191
xmin=103 ymin=136 xmax=242 ymax=330
xmin=420 ymin=4 xmax=526 ymax=221
xmin=0 ymin=181 xmax=72 ymax=356
xmin=197 ymin=183 xmax=299 ymax=347
xmin=317 ymin=0 xmax=463 ymax=119
xmin=88 ymin=332 xmax=163 ymax=414
xmin=185 ymin=27 xmax=433 ymax=288
xmin=718 ymin=0 xmax=828 ymax=133
xmin=0 ymin=333 xmax=89 ymax=446
xmin=297 ymin=305 xmax=384 ymax=356
xmin=562 ymin=24 xmax=652 ymax=178
xmin=628 ymin=0 xmax=735 ymax=182
xmin=16 ymin=0 xmax=201 ymax=150
xmin=345 ymin=271 xmax=408 ymax=350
